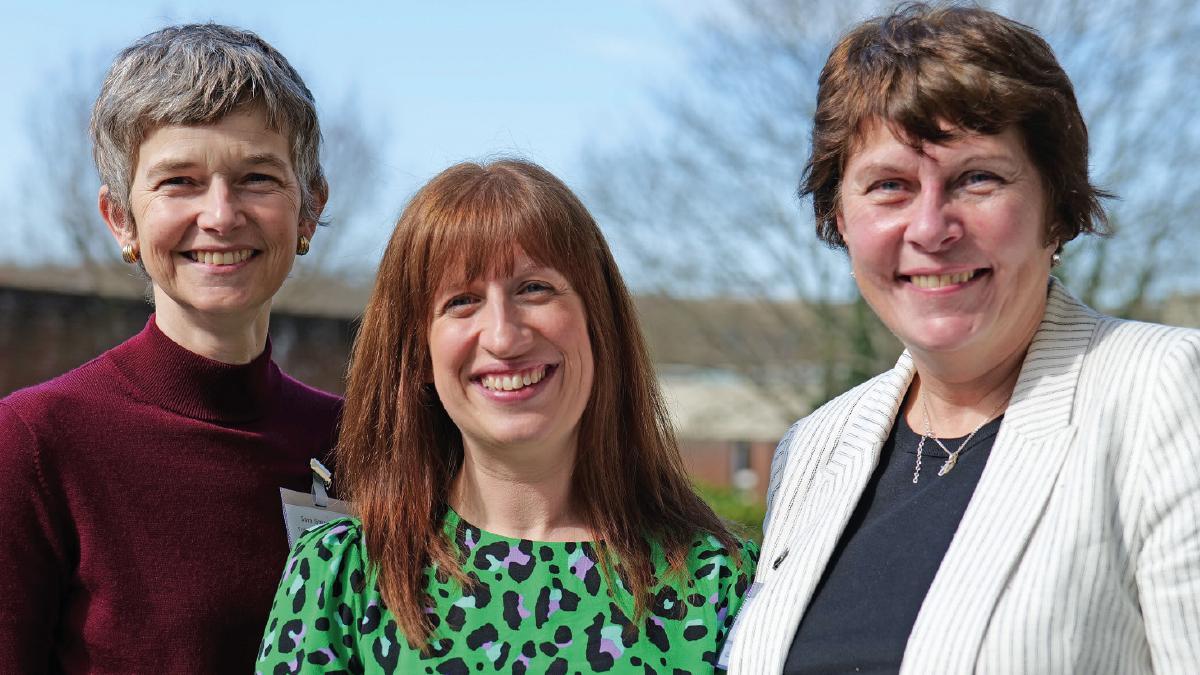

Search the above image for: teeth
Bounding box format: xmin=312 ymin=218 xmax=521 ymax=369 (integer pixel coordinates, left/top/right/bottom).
xmin=482 ymin=366 xmax=548 ymax=392
xmin=192 ymin=250 xmax=252 ymax=265
xmin=910 ymin=271 xmax=975 ymax=289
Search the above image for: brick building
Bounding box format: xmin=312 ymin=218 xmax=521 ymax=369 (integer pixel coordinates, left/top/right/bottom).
xmin=0 ymin=265 xmax=823 ymax=502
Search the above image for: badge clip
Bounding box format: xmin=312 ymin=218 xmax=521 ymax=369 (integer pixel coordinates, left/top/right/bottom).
xmin=279 ymin=458 xmax=351 ymax=548
xmin=310 ymin=457 xmax=333 ymax=508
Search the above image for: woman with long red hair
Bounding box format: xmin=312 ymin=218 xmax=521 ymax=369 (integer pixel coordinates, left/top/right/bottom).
xmin=257 ymin=159 xmax=755 ymax=673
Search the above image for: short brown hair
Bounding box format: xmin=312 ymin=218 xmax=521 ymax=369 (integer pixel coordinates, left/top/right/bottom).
xmin=802 ymin=2 xmax=1111 ymax=248
xmin=337 ymin=159 xmax=737 ymax=647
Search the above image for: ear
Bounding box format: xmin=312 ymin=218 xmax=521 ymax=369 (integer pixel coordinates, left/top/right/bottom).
xmin=301 ymin=181 xmax=329 ymax=241
xmin=299 ymin=220 xmax=318 ymax=242
xmin=835 ymin=210 xmax=848 ymax=243
xmin=98 ymin=185 xmax=134 ymax=246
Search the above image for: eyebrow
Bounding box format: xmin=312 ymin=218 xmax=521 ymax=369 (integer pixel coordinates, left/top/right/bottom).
xmin=142 ymin=158 xmax=199 ymax=180
xmin=846 ymin=161 xmax=911 ymax=183
xmin=142 ymin=153 xmax=291 ymax=180
xmin=514 ymin=260 xmax=550 ymax=275
xmin=850 ymin=153 xmax=1018 ymax=178
xmin=951 ymin=153 xmax=1020 ymax=168
xmin=853 ymin=161 xmax=910 ymax=174
xmin=436 ymin=259 xmax=559 ymax=294
xmin=242 ymin=153 xmax=291 ymax=173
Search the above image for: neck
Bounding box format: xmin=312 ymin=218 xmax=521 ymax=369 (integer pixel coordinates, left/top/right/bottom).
xmin=902 ymin=285 xmax=1046 ymax=437
xmin=905 ymin=334 xmax=1031 ymax=438
xmin=450 ymin=437 xmax=587 ymax=541
xmin=152 ymin=291 xmax=271 ymax=365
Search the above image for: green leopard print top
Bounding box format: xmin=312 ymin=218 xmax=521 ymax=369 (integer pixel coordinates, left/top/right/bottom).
xmin=257 ymin=509 xmax=757 ymax=674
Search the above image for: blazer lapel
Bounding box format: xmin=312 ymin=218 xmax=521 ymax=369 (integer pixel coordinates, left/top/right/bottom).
xmin=901 ymin=280 xmax=1098 ymax=673
xmin=733 ymin=355 xmax=916 ymax=672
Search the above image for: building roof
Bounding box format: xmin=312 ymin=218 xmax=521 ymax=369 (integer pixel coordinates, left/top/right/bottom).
xmin=0 ymin=263 xmax=370 ymax=319
xmin=0 ymin=264 xmax=841 ymax=367
xmin=658 ymin=365 xmax=810 ymax=442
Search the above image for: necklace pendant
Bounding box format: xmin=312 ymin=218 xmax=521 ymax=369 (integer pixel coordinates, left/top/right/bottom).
xmin=938 ymin=453 xmax=959 ymax=476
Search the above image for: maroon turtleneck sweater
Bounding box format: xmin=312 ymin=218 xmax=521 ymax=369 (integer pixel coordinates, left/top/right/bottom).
xmin=0 ymin=316 xmax=342 ymax=674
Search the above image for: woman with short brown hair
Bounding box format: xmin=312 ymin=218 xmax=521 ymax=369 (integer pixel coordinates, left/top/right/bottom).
xmin=725 ymin=4 xmax=1200 ymax=673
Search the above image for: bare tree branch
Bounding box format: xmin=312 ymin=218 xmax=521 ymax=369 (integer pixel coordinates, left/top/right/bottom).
xmin=19 ymin=55 xmax=112 ymax=284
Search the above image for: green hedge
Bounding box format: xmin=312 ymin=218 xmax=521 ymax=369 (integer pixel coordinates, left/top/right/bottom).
xmin=694 ymin=482 xmax=765 ymax=543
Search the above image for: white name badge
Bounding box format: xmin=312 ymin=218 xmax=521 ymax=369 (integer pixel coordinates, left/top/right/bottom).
xmin=279 ymin=487 xmax=352 ymax=548
xmin=717 ymin=581 xmax=763 ymax=671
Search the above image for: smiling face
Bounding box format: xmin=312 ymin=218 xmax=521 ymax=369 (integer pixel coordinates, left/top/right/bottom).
xmin=102 ymin=106 xmax=313 ymax=328
xmin=838 ymin=121 xmax=1055 ymax=370
xmin=428 ymin=249 xmax=595 ymax=459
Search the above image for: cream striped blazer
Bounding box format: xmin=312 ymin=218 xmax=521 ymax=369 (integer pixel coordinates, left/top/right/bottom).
xmin=726 ymin=280 xmax=1200 ymax=674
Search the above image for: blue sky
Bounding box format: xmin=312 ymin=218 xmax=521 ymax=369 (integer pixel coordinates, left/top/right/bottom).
xmin=9 ymin=1 xmax=1191 ymax=304
xmin=0 ymin=1 xmax=701 ymax=267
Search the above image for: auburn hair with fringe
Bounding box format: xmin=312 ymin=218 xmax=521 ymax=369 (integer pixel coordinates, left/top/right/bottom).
xmin=336 ymin=158 xmax=738 ymax=648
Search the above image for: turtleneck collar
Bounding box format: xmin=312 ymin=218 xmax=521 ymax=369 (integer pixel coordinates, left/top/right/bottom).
xmin=108 ymin=315 xmax=279 ymax=423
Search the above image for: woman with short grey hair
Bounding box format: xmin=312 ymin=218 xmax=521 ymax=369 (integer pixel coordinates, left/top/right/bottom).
xmin=0 ymin=23 xmax=342 ymax=673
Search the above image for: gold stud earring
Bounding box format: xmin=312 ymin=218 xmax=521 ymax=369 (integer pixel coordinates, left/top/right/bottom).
xmin=296 ymin=235 xmax=311 ymax=256
xmin=121 ymin=243 xmax=140 ymax=264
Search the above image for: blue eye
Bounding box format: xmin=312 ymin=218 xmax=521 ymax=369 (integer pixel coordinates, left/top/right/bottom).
xmin=963 ymin=171 xmax=998 ymax=185
xmin=868 ymin=179 xmax=905 ymax=193
xmin=520 ymin=281 xmax=553 ymax=294
xmin=435 ymin=292 xmax=478 ymax=318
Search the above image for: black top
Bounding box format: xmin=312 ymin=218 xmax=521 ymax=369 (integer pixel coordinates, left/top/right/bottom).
xmin=783 ymin=405 xmax=1004 ymax=675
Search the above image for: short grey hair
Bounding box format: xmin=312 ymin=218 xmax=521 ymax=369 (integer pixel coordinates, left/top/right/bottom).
xmin=90 ymin=23 xmax=327 ymax=227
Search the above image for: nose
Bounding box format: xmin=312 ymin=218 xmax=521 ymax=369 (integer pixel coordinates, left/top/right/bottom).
xmin=904 ymin=184 xmax=962 ymax=252
xmin=195 ymin=177 xmax=241 ymax=233
xmin=478 ymin=295 xmax=532 ymax=358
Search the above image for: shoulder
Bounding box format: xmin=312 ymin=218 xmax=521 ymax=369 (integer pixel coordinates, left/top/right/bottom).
xmin=0 ymin=349 xmax=124 ymax=450
xmin=1093 ymin=318 xmax=1200 ymax=446
xmin=276 ymin=518 xmax=370 ymax=605
xmin=1088 ymin=314 xmax=1200 ymax=367
xmin=1062 ymin=315 xmax=1200 ymax=509
xmin=274 ymin=369 xmax=344 ymax=442
xmin=273 ymin=370 xmax=344 ymax=464
xmin=792 ymin=354 xmax=910 ymax=443
xmin=289 ymin=516 xmax=365 ymax=566
xmin=676 ymin=530 xmax=759 ymax=593
xmin=0 ymin=358 xmax=121 ymax=553
xmin=261 ymin=517 xmax=369 ymax=668
xmin=276 ymin=370 xmax=344 ymax=415
xmin=770 ymin=364 xmax=904 ymax=477
xmin=2 ymin=351 xmax=120 ymax=421
xmin=1072 ymin=315 xmax=1200 ymax=413
xmin=764 ymin=362 xmax=908 ymax=534
xmin=669 ymin=532 xmax=759 ymax=639
xmin=687 ymin=529 xmax=759 ymax=565
xmin=1045 ymin=281 xmax=1200 ymax=379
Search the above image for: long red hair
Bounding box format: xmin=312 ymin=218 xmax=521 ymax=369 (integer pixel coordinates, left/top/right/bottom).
xmin=337 ymin=159 xmax=737 ymax=647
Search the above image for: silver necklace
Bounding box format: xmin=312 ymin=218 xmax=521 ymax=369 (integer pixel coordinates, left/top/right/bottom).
xmin=911 ymin=394 xmax=1009 ymax=484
